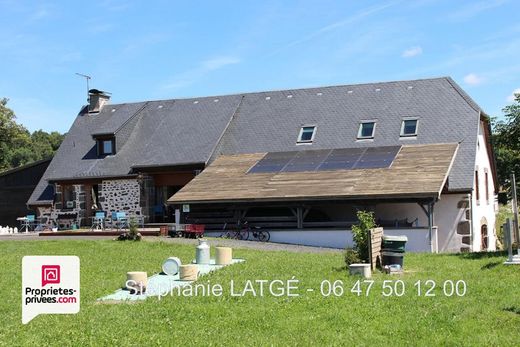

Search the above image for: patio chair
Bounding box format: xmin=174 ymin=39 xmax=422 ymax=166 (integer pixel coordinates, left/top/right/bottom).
xmin=131 ymin=215 xmax=145 ymax=228
xmin=90 ymin=211 xmax=106 ymax=231
xmin=34 ymin=216 xmax=52 ymax=232
xmin=112 ymin=212 xmax=128 ymax=231
xmin=153 ymin=205 xmax=165 ymax=222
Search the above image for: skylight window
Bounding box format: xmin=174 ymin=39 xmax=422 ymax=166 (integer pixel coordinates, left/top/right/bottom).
xmin=400 ymin=119 xmax=418 ymax=137
xmin=98 ymin=138 xmax=115 ymax=156
xmin=297 ymin=126 xmax=316 ymax=144
xmin=357 ymin=121 xmax=376 ymax=139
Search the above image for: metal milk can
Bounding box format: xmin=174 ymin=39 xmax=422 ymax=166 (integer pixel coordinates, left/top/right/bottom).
xmin=196 ymin=239 xmax=210 ymax=264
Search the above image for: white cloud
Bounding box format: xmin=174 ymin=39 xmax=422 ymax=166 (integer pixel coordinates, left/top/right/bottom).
xmin=163 ymin=55 xmax=241 ymax=90
xmin=401 ymin=46 xmax=422 ymax=58
xmin=201 ymin=56 xmax=241 ymax=71
xmin=507 ymin=88 xmax=520 ymax=102
xmin=463 ymin=73 xmax=483 ymax=86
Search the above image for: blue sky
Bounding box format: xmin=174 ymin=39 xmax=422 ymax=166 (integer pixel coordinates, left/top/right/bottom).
xmin=0 ymin=0 xmax=519 ymax=133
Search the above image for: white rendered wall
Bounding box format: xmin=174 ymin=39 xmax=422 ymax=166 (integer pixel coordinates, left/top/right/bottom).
xmin=375 ymin=195 xmax=468 ymax=253
xmin=471 ymin=121 xmax=497 ymax=251
xmin=206 ymin=228 xmax=431 ymax=252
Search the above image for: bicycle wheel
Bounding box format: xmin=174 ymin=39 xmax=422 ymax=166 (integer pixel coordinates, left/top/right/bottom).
xmin=258 ymin=230 xmax=270 ymax=242
xmin=239 ymin=230 xmax=249 ymax=240
xmin=221 ymin=231 xmax=231 ymax=239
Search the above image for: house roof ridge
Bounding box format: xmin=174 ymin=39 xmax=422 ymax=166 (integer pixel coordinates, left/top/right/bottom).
xmin=444 ymin=77 xmax=482 ymax=113
xmin=95 ymin=76 xmax=454 ymax=106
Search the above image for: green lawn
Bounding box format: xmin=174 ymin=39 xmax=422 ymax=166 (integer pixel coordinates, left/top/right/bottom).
xmin=0 ymin=240 xmax=519 ymax=346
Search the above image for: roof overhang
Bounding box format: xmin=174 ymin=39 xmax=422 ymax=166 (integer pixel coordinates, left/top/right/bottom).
xmin=131 ymin=162 xmax=205 ymax=173
xmin=48 ymin=174 xmax=138 ymax=183
xmin=168 ymin=143 xmax=459 ymax=205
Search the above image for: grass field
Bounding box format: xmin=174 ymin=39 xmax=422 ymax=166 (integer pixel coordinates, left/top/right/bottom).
xmin=0 ymin=240 xmax=519 ymax=346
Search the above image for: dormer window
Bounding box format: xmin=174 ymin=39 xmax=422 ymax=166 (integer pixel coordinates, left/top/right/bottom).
xmin=297 ymin=126 xmax=316 ymax=144
xmin=98 ymin=138 xmax=115 ymax=156
xmin=357 ymin=121 xmax=376 ymax=139
xmin=400 ymin=118 xmax=418 ymax=137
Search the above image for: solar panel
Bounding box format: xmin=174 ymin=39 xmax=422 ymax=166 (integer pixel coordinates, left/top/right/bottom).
xmin=318 ymin=148 xmax=365 ymax=171
xmin=248 ymin=151 xmax=297 ymax=173
xmin=248 ymin=146 xmax=401 ymax=174
xmin=281 ymin=149 xmax=331 ymax=172
xmin=353 ymin=146 xmax=400 ymax=169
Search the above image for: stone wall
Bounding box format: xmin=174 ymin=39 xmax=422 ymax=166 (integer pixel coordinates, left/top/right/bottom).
xmin=99 ymin=179 xmax=142 ymax=216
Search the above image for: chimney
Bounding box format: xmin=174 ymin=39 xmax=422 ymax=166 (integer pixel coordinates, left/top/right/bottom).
xmin=88 ymin=89 xmax=111 ymax=113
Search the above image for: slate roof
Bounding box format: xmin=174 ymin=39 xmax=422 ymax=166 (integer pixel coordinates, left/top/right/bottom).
xmin=28 ymin=77 xmax=483 ymax=205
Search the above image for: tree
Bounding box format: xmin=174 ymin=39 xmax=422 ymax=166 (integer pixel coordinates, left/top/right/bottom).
xmin=493 ymin=92 xmax=520 ymax=199
xmin=0 ymin=98 xmax=30 ymax=171
xmin=0 ymin=98 xmax=65 ymax=172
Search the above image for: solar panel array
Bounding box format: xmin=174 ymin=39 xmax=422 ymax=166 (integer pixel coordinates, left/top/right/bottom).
xmin=248 ymin=146 xmax=401 ymax=174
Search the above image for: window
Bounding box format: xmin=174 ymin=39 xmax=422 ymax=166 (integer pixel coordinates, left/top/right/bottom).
xmin=400 ymin=119 xmax=418 ymax=137
xmin=485 ymin=171 xmax=489 ymax=204
xmin=297 ymin=126 xmax=316 ymax=144
xmin=62 ymin=185 xmax=74 ymax=210
xmin=475 ymin=170 xmax=480 ymax=203
xmin=357 ymin=121 xmax=376 ymax=139
xmin=98 ymin=138 xmax=115 ymax=156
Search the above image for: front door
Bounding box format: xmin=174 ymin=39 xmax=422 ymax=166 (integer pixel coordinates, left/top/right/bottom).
xmin=481 ymin=224 xmax=488 ymax=250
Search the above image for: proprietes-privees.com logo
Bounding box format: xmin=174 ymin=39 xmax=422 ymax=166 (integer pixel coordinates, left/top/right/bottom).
xmin=22 ymin=256 xmax=80 ymax=324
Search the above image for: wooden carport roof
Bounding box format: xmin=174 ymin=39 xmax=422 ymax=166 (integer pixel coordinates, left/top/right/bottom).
xmin=168 ymin=143 xmax=459 ymax=205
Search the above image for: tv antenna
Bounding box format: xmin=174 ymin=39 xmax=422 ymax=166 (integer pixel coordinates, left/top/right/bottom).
xmin=75 ymin=73 xmax=91 ymax=103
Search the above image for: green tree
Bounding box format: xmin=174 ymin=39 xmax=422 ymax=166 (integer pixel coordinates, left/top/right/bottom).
xmin=0 ymin=98 xmax=30 ymax=170
xmin=493 ymin=92 xmax=520 ymax=199
xmin=0 ymin=98 xmax=65 ymax=172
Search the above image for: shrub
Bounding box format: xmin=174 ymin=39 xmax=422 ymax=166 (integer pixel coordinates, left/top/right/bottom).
xmin=129 ymin=218 xmax=138 ymax=239
xmin=351 ymin=210 xmax=376 ymax=263
xmin=344 ymin=249 xmax=361 ymax=266
xmin=116 ymin=218 xmax=142 ymax=241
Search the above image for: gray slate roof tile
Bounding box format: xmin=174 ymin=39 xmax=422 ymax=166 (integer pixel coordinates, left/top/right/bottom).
xmin=28 ymin=77 xmax=481 ymax=205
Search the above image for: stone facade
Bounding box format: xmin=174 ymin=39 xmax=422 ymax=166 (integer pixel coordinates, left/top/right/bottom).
xmin=45 ymin=184 xmax=85 ymax=228
xmin=37 ymin=179 xmax=145 ymax=227
xmin=99 ymin=179 xmax=142 ymax=216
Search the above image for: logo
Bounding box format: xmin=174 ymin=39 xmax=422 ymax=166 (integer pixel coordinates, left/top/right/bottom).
xmin=41 ymin=265 xmax=60 ymax=286
xmin=22 ymin=256 xmax=80 ymax=324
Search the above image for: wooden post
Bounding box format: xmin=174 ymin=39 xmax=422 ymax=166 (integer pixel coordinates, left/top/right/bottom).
xmin=297 ymin=207 xmax=303 ymax=229
xmin=505 ymin=219 xmax=513 ymax=262
xmin=427 ymin=202 xmax=434 ymax=252
xmin=369 ymin=227 xmax=383 ymax=270
xmin=175 ymin=208 xmax=180 ymax=228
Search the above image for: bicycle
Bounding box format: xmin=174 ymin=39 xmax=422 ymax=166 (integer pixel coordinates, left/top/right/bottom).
xmin=243 ymin=222 xmax=270 ymax=242
xmin=220 ymin=222 xmax=249 ymax=240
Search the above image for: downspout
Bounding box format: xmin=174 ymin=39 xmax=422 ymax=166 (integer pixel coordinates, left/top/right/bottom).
xmin=428 ymin=202 xmax=433 ymax=252
xmin=427 ymin=199 xmax=436 ymax=253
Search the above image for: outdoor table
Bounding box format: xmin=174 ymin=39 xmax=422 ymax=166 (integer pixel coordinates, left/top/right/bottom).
xmin=17 ymin=217 xmax=30 ymax=233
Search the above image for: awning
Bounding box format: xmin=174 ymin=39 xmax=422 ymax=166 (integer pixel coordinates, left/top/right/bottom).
xmin=168 ymin=143 xmax=458 ymax=204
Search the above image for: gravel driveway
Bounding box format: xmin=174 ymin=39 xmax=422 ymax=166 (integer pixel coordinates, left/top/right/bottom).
xmin=144 ymin=236 xmax=342 ymax=254
xmin=0 ymin=233 xmax=341 ymax=254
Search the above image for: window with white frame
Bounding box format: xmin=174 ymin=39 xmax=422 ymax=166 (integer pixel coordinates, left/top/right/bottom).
xmin=297 ymin=126 xmax=316 ymax=143
xmin=400 ymin=119 xmax=418 ymax=137
xmin=357 ymin=121 xmax=376 ymax=139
